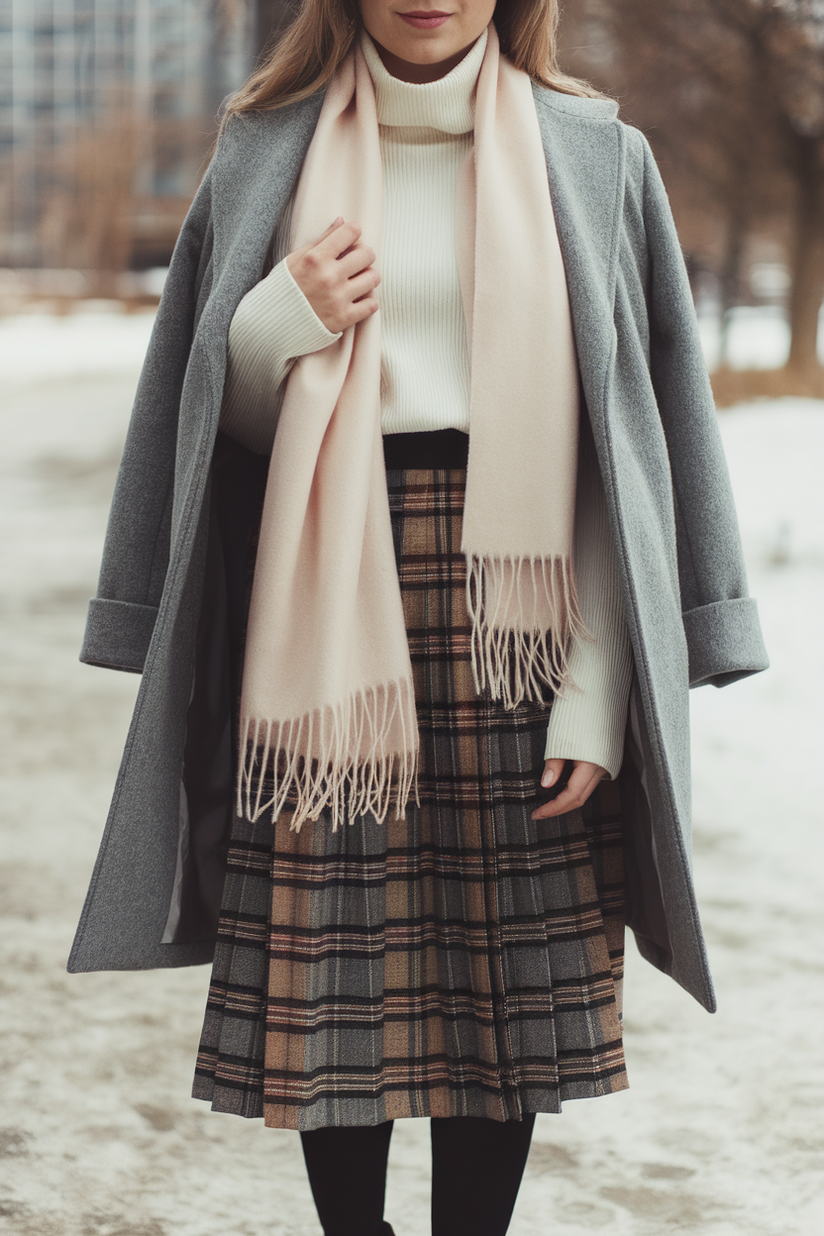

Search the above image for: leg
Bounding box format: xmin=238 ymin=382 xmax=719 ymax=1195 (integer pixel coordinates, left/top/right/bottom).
xmin=300 ymin=1121 xmax=395 ymax=1236
xmin=430 ymin=1114 xmax=536 ymax=1236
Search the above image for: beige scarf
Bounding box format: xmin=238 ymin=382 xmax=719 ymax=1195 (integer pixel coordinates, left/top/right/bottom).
xmin=238 ymin=24 xmax=584 ymax=831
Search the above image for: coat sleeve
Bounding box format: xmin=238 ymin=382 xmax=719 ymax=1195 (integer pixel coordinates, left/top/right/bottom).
xmin=79 ymin=165 xmax=215 ymax=673
xmin=639 ymin=134 xmax=769 ymax=688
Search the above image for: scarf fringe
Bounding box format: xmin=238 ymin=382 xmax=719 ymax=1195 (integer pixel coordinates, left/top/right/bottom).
xmin=466 ymin=554 xmax=589 ymax=709
xmin=237 ymin=678 xmax=419 ymax=832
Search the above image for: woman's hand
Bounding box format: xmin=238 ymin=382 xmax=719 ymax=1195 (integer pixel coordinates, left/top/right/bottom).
xmin=286 ymin=217 xmax=381 ymax=334
xmin=531 ymin=759 xmax=608 ymax=820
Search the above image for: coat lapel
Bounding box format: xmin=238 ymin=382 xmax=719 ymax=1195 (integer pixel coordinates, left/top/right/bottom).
xmin=531 ymin=86 xmax=626 ymax=432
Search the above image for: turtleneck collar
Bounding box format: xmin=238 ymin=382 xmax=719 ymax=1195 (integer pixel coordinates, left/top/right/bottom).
xmin=360 ymin=25 xmax=488 ymax=134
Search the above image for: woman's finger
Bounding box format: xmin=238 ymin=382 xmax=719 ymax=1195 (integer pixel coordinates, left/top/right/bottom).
xmin=290 ymin=217 xmax=344 ymax=262
xmin=315 ymin=219 xmax=363 ymax=261
xmin=343 ymin=296 xmax=380 ymax=326
xmin=541 ymin=758 xmax=566 ymax=789
xmin=336 ymin=243 xmax=378 ymax=279
xmin=531 ymin=761 xmax=605 ymax=820
xmin=345 ymin=267 xmax=381 ymax=302
xmin=312 ymin=216 xmax=344 ymax=247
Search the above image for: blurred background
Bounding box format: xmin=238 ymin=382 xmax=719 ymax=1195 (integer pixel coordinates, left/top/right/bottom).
xmin=0 ymin=4 xmax=822 ymax=1235
xmin=1 ymin=0 xmax=822 ymax=397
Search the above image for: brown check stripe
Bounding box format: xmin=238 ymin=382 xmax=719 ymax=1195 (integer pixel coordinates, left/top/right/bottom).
xmin=193 ymin=465 xmax=628 ymax=1130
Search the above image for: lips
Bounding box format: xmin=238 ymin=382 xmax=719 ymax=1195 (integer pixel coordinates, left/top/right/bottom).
xmin=398 ymin=10 xmax=453 ymax=29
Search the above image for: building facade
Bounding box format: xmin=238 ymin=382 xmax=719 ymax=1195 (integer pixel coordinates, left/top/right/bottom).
xmin=0 ymin=1 xmax=262 ymax=269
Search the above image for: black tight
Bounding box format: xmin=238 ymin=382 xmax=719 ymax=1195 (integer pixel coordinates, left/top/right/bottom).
xmin=429 ymin=1115 xmax=536 ymax=1236
xmin=300 ymin=1113 xmax=536 ymax=1236
xmin=300 ymin=1121 xmax=394 ymax=1236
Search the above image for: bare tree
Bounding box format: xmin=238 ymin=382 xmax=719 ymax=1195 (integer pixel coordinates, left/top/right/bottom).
xmin=704 ymin=1 xmax=824 ymax=376
xmin=37 ymin=108 xmax=144 ymax=296
xmin=747 ymin=1 xmax=824 ymax=375
xmin=562 ymin=0 xmax=824 ymax=381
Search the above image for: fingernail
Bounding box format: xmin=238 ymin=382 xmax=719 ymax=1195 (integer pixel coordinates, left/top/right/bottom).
xmin=541 ymin=771 xmax=554 ymax=788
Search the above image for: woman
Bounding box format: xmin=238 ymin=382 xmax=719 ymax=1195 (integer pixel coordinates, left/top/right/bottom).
xmin=70 ymin=1 xmax=768 ymax=1233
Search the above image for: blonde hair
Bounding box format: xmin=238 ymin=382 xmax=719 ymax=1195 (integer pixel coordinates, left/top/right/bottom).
xmin=223 ymin=0 xmax=609 ymax=122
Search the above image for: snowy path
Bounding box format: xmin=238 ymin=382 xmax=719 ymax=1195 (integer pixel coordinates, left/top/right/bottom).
xmin=0 ymin=312 xmax=822 ymax=1235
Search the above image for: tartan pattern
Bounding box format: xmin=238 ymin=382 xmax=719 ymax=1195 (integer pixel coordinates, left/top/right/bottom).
xmin=193 ymin=466 xmax=627 ymax=1130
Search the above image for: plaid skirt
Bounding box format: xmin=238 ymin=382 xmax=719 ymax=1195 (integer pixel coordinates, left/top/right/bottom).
xmin=192 ymin=459 xmax=628 ymax=1130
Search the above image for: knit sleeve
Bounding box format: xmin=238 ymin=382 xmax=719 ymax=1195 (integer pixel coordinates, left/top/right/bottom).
xmin=219 ymin=257 xmax=342 ymax=456
xmin=544 ymin=423 xmax=633 ymax=780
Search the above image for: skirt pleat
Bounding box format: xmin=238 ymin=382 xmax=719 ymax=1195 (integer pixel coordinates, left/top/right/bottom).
xmin=193 ymin=464 xmax=628 ymax=1130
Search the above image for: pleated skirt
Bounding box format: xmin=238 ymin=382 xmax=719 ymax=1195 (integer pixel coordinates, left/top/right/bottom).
xmin=192 ymin=456 xmax=628 ymax=1131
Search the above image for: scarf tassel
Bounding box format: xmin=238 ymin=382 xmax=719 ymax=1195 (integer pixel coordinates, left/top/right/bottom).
xmin=238 ymin=678 xmax=420 ymax=832
xmin=466 ymin=554 xmax=590 ymax=709
xmin=238 ymin=556 xmax=589 ymax=832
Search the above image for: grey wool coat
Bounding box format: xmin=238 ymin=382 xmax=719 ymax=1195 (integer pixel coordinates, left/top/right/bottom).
xmin=68 ymin=82 xmax=769 ymax=1013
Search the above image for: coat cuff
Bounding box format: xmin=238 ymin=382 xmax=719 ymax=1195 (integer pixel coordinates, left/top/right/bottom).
xmin=80 ymin=598 xmax=158 ymax=673
xmin=684 ymin=597 xmax=769 ymax=688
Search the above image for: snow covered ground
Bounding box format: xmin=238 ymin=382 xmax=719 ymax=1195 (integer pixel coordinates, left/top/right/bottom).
xmin=696 ymin=302 xmax=824 ymax=371
xmin=0 ymin=310 xmax=822 ymax=1236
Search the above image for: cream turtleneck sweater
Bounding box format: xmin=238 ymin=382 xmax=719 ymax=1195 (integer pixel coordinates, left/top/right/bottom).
xmin=218 ymin=29 xmax=633 ymax=779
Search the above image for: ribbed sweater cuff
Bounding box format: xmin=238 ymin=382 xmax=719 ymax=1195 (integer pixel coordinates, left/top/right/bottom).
xmin=260 ymin=257 xmax=341 ymax=356
xmin=544 ymin=659 xmax=632 ymax=780
xmin=220 ymin=258 xmax=340 ymax=455
xmin=543 ymin=426 xmax=634 ymax=781
xmin=544 ymin=568 xmax=633 ymax=781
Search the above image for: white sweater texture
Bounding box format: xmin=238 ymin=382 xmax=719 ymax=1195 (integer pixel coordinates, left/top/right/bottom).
xmin=218 ymin=29 xmax=633 ymax=779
